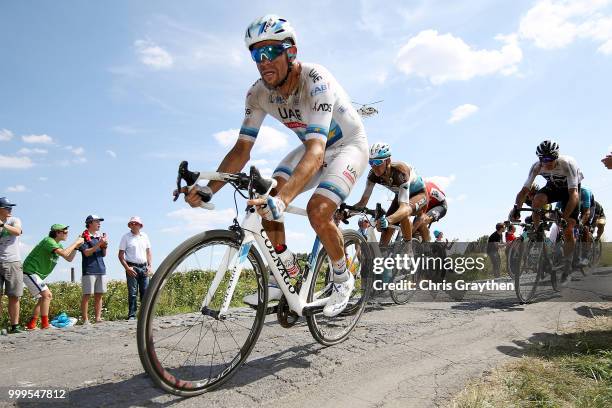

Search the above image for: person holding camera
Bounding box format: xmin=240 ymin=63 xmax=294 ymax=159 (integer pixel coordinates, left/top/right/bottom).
xmin=23 ymin=224 xmax=84 ymax=330
xmin=79 ymin=215 xmax=108 ymax=325
xmin=0 ymin=197 xmax=24 ymax=334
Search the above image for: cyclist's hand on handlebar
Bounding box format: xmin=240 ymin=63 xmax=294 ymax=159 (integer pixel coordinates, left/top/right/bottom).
xmin=181 ymin=185 xmax=213 ymax=208
xmin=248 ymin=196 xmax=287 ymax=221
xmin=376 ymin=214 xmax=389 ymax=230
xmin=509 ymin=206 xmax=521 ymax=221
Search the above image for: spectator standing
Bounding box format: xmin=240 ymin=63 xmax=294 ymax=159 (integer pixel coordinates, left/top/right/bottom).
xmin=0 ymin=197 xmax=24 ymax=334
xmin=23 ymin=224 xmax=83 ymax=330
xmin=487 ymin=223 xmax=506 ymax=278
xmin=79 ymin=215 xmax=108 ymax=325
xmin=505 ymin=225 xmax=517 ymax=243
xmin=118 ymin=217 xmax=152 ymax=320
xmin=357 ymin=217 xmax=370 ymax=238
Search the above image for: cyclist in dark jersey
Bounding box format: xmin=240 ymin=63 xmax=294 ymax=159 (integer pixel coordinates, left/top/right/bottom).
xmin=351 ymin=143 xmax=427 ymax=249
xmin=510 ymin=140 xmax=583 ymax=283
xmin=412 ymin=181 xmax=447 ymax=242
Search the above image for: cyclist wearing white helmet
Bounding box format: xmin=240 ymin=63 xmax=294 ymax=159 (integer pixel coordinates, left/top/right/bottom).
xmin=351 ymin=142 xmax=427 ymax=248
xmin=186 ymin=15 xmax=369 ymax=317
xmin=510 ymin=140 xmax=583 ymax=283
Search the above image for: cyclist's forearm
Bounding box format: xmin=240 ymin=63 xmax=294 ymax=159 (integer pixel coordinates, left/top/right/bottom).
xmin=278 ymin=142 xmax=324 ymax=204
xmin=515 ymin=187 xmax=529 ymax=208
xmin=207 ymin=141 xmax=252 ymax=194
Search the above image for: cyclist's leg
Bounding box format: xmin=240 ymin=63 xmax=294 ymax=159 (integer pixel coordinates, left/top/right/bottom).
xmin=532 ymin=184 xmax=554 ymax=226
xmin=596 ymin=217 xmax=605 ymax=240
xmin=312 ymin=141 xmax=368 ymax=316
xmin=401 ymin=190 xmax=427 ymax=241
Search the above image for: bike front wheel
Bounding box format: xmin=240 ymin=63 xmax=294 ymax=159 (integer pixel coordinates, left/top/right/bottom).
xmin=306 ymin=230 xmax=373 ymax=346
xmin=515 ymin=240 xmax=543 ymax=303
xmin=137 ymin=230 xmax=268 ymax=396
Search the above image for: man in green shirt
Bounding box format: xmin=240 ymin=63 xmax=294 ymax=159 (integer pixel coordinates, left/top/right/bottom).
xmin=23 ymin=224 xmax=83 ymax=330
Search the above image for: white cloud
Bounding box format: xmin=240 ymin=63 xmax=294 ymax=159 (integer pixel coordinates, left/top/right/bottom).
xmin=164 ymin=207 xmax=236 ymax=233
xmin=65 ymin=146 xmax=85 ymax=155
xmin=17 ymin=148 xmax=47 ymax=155
xmin=396 ymin=30 xmax=523 ymax=84
xmin=448 ymin=104 xmax=479 ymax=124
xmin=22 ymin=134 xmax=53 ymax=144
xmin=425 ymin=174 xmax=456 ymax=190
xmin=0 ymin=129 xmax=14 ymax=141
xmin=6 ymin=185 xmax=28 ymax=193
xmin=519 ymin=0 xmax=612 ymax=54
xmin=0 ymin=155 xmax=34 ymax=169
xmin=214 ymin=126 xmax=290 ymax=154
xmin=135 ymin=39 xmax=174 ymax=69
xmin=106 ymin=150 xmax=117 ymax=158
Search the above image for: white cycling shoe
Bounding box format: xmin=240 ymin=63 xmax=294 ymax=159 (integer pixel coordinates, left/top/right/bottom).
xmin=323 ymin=272 xmax=355 ymax=317
xmin=243 ymin=284 xmax=282 ymax=306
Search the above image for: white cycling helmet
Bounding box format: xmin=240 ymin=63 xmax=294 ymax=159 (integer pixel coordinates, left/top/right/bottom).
xmin=244 ymin=15 xmax=297 ymax=50
xmin=369 ymin=142 xmax=391 ymax=160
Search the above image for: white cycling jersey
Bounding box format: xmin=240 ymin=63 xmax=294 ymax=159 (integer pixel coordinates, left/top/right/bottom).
xmin=523 ymin=155 xmax=583 ymax=190
xmin=238 ymin=62 xmax=368 ymax=204
xmin=239 ymin=63 xmax=366 ymax=148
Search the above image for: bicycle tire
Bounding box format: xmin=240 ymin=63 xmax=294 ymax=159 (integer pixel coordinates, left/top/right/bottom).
xmin=515 ymin=240 xmax=542 ymax=303
xmin=306 ymin=230 xmax=373 ymax=346
xmin=137 ymin=230 xmax=268 ymax=396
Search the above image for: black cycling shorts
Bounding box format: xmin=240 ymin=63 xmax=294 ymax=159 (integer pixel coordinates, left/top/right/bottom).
xmin=537 ymin=183 xmax=580 ymax=221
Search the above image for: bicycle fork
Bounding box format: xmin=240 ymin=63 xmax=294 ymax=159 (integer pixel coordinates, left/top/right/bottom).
xmin=200 ymin=241 xmax=253 ymax=320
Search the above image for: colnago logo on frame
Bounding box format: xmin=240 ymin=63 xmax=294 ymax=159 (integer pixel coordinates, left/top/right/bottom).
xmin=261 ymin=229 xmax=297 ymax=293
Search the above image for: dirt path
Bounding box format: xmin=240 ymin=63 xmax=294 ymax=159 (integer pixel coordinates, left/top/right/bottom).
xmin=1 ymin=267 xmax=611 ymax=408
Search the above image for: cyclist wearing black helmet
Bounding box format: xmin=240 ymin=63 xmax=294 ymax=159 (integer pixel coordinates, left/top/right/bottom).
xmin=510 ymin=140 xmax=583 ymax=283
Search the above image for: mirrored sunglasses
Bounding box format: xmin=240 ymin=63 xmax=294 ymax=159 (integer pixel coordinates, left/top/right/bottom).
xmin=250 ymin=43 xmax=288 ymax=63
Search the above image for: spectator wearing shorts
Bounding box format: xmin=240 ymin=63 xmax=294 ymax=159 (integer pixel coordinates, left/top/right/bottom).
xmin=118 ymin=216 xmax=152 ymax=320
xmin=79 ymin=215 xmax=108 ymax=324
xmin=23 ymin=224 xmax=83 ymax=330
xmin=0 ymin=197 xmax=24 ymax=334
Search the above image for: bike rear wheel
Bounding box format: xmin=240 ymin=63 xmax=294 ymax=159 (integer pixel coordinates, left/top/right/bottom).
xmin=137 ymin=230 xmax=267 ymax=396
xmin=515 ymin=240 xmax=542 ymax=303
xmin=306 ymin=230 xmax=373 ymax=346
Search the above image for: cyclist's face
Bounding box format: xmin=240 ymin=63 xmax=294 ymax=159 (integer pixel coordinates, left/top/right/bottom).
xmin=540 ymin=158 xmax=556 ymax=170
xmin=253 ymin=40 xmax=290 ymax=86
xmin=371 ymin=159 xmax=388 ymax=177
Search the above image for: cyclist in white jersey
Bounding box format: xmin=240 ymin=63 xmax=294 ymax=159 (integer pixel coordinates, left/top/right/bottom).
xmin=510 ymin=140 xmax=583 ymax=283
xmin=185 ymin=15 xmax=369 ymax=317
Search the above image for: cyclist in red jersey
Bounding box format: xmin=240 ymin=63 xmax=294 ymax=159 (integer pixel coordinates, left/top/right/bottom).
xmin=412 ymin=181 xmax=448 ymax=242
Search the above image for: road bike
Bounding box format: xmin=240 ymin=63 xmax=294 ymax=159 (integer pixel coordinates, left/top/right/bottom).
xmin=137 ymin=162 xmax=373 ymax=396
xmin=511 ymin=208 xmax=566 ymax=303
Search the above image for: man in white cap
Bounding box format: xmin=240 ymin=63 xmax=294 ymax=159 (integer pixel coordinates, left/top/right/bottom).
xmin=118 ymin=216 xmax=152 ymax=320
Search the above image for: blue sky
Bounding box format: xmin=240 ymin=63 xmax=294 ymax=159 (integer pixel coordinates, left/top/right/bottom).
xmin=1 ymin=0 xmax=611 ymax=282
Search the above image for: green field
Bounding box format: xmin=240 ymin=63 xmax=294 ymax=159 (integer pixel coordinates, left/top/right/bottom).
xmin=0 ymin=269 xmax=261 ymax=328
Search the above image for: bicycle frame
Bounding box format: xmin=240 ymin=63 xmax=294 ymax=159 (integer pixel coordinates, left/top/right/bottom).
xmin=192 ymin=171 xmax=330 ymax=318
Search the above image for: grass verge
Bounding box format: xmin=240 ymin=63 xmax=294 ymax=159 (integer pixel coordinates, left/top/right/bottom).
xmin=450 ymin=307 xmax=612 ymax=408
